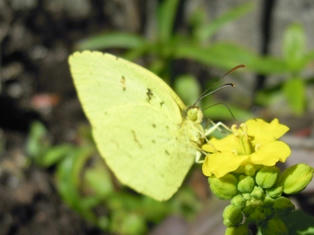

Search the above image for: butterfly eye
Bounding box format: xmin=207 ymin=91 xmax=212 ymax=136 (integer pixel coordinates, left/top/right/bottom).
xmin=187 ymin=107 xmax=203 ymax=123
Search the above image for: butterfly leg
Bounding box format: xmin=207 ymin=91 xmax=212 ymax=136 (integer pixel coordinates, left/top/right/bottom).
xmin=194 ymin=151 xmax=204 ymax=164
xmin=204 ymin=121 xmax=230 ymax=137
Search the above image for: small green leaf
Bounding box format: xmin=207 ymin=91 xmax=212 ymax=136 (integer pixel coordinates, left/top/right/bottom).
xmin=174 ymin=75 xmax=200 ymax=106
xmin=283 ymin=24 xmax=306 ymax=72
xmin=40 ymin=144 xmax=74 ymax=167
xmin=84 ymin=163 xmax=114 ymax=197
xmin=196 ymin=2 xmax=253 ymax=42
xmin=26 ymin=121 xmax=49 ymax=158
xmin=283 ymin=78 xmax=306 ymax=115
xmin=56 ymin=147 xmax=95 ymax=210
xmin=157 ymin=0 xmax=180 ymax=41
xmin=76 ymin=32 xmax=146 ymax=50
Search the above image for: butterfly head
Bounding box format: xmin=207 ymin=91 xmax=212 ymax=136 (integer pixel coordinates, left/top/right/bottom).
xmin=186 ymin=106 xmax=203 ymax=124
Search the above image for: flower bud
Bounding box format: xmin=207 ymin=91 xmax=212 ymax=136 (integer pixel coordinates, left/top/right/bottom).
xmin=242 ymin=193 xmax=251 ymax=201
xmin=237 ymin=175 xmax=255 ymax=193
xmin=251 ymin=186 xmax=264 ymax=199
xmin=264 ymin=195 xmax=275 ymax=208
xmin=273 ymin=197 xmax=295 ymax=213
xmin=256 ymin=166 xmax=279 ymax=189
xmin=262 ymin=217 xmax=288 ymax=235
xmin=279 ymin=164 xmax=313 ymax=194
xmin=231 ymin=195 xmax=246 ymax=208
xmin=223 ymin=205 xmax=243 ymax=227
xmin=209 ymin=174 xmax=238 ymax=200
xmin=243 ymin=198 xmax=263 ymax=217
xmin=246 ymin=206 xmax=267 ymax=224
xmin=243 ymin=164 xmax=257 ymax=176
xmin=225 ymin=225 xmax=249 ymax=235
xmin=266 ymin=185 xmax=283 ymax=198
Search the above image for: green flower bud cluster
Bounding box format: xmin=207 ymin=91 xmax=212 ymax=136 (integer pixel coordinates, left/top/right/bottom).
xmin=208 ymin=164 xmax=313 ymax=235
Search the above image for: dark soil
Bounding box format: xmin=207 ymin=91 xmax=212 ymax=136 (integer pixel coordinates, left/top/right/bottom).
xmin=0 ymin=1 xmax=117 ymax=234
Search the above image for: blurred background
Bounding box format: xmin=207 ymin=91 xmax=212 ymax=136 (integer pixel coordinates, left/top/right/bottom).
xmin=0 ymin=0 xmax=314 ymax=234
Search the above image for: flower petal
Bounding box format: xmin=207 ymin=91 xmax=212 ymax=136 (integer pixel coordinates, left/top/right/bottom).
xmin=202 ymin=152 xmax=249 ymax=178
xmin=250 ymin=141 xmax=291 ymax=166
xmin=204 ymin=135 xmax=243 ymax=153
xmin=246 ymin=118 xmax=289 ymax=145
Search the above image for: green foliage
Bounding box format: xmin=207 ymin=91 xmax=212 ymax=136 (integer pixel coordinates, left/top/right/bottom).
xmin=192 ymin=2 xmax=253 ymax=43
xmin=26 ymin=122 xmax=201 ymax=234
xmin=254 ymin=24 xmax=314 ymax=115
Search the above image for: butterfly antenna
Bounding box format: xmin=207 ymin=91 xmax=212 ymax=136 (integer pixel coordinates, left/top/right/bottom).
xmin=192 ymin=64 xmax=246 ymax=106
xmin=193 ymin=83 xmax=235 ymax=106
xmin=222 ymin=64 xmax=246 ymax=79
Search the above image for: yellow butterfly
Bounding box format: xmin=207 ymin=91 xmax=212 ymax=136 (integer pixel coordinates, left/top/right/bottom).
xmin=69 ymin=51 xmax=205 ymax=201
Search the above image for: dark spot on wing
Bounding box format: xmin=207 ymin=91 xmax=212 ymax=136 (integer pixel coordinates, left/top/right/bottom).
xmin=115 ymin=56 xmax=119 ymax=60
xmin=131 ymin=130 xmax=142 ymax=148
xmin=120 ymin=76 xmax=126 ymax=91
xmin=160 ymin=101 xmax=165 ymax=107
xmin=152 ymin=139 xmax=156 ymax=144
xmin=165 ymin=150 xmax=170 ymax=155
xmin=166 ymin=125 xmax=169 ymax=130
xmin=152 ymin=123 xmax=156 ymax=128
xmin=146 ymin=88 xmax=153 ymax=103
xmin=104 ymin=112 xmax=108 ymax=115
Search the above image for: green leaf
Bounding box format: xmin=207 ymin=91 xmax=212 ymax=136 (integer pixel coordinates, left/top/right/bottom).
xmin=56 ymin=146 xmax=97 ymax=219
xmin=174 ymin=75 xmax=201 ymax=106
xmin=250 ymin=56 xmax=289 ymax=74
xmin=175 ymin=43 xmax=256 ymax=69
xmin=110 ymin=211 xmax=147 ymax=235
xmin=84 ymin=162 xmax=114 ymax=197
xmin=283 ymin=78 xmax=306 ymax=115
xmin=40 ymin=144 xmax=74 ymax=167
xmin=195 ymin=2 xmax=253 ymax=42
xmin=76 ymin=32 xmax=146 ymax=50
xmin=176 ymin=42 xmax=290 ymax=74
xmin=157 ymin=0 xmax=180 ymax=41
xmin=303 ymin=50 xmax=314 ymax=67
xmin=123 ymin=44 xmax=151 ymax=60
xmin=282 ymin=210 xmax=314 ymax=235
xmin=283 ymin=24 xmax=306 ymax=72
xmin=26 ymin=121 xmax=49 ymax=158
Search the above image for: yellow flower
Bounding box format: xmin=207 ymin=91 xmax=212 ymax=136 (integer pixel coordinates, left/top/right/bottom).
xmin=202 ymin=119 xmax=291 ymax=178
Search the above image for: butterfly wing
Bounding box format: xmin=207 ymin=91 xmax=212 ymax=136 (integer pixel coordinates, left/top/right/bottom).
xmin=69 ymin=51 xmax=199 ymax=200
